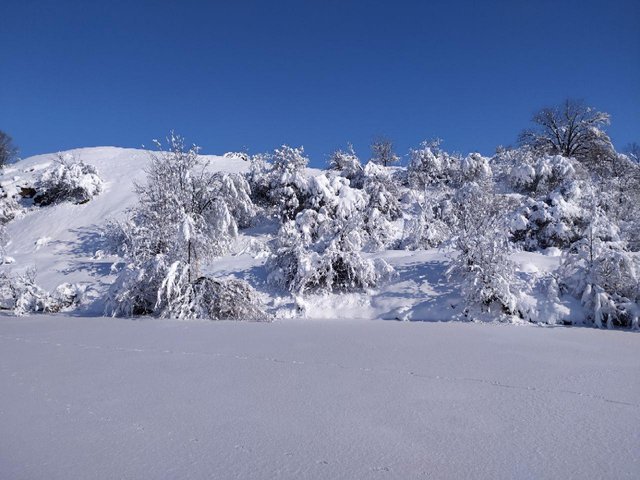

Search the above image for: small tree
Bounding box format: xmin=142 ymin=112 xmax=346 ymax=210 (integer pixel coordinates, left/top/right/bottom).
xmin=371 ymin=136 xmax=400 ymax=167
xmin=560 ymin=189 xmax=639 ymax=329
xmin=328 ymin=144 xmax=364 ymax=187
xmin=0 ymin=131 xmax=18 ymax=168
xmin=106 ymin=133 xmax=266 ymax=320
xmin=447 ymin=182 xmax=520 ymax=318
xmin=266 ymin=145 xmax=310 ymax=221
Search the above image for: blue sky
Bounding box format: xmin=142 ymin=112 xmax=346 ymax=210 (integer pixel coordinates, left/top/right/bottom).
xmin=1 ymin=0 xmax=638 ymax=166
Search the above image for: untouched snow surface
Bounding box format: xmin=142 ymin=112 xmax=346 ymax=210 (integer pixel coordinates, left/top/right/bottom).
xmin=1 ymin=315 xmax=639 ymax=479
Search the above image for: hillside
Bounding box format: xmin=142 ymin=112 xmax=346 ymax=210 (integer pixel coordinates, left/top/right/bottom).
xmin=1 ymin=146 xmax=572 ymax=322
xmin=0 ymin=147 xmax=638 ymax=479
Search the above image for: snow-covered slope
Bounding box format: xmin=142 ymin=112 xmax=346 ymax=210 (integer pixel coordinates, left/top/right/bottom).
xmin=1 ymin=147 xmax=247 ymax=292
xmin=1 ymin=147 xmax=572 ymax=321
xmin=1 ymin=149 xmax=637 ymax=478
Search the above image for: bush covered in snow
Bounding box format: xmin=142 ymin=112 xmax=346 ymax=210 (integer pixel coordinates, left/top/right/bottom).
xmin=268 ymin=174 xmax=393 ymax=295
xmin=250 ymin=145 xmax=310 ymax=220
xmin=447 ymin=182 xmax=522 ymax=318
xmin=0 ymin=188 xmax=21 ymax=224
xmin=107 ymin=256 xmax=268 ymax=320
xmin=328 ymin=144 xmax=364 ymax=187
xmin=559 ymin=200 xmax=639 ymax=329
xmin=33 ymin=153 xmax=103 ymax=206
xmin=407 ymin=139 xmax=457 ymax=189
xmin=401 ymin=192 xmax=451 ymax=250
xmin=0 ymin=269 xmax=63 ymax=315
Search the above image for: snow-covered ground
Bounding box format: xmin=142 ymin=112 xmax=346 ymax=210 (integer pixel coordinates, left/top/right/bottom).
xmin=1 ymin=315 xmax=638 ymax=479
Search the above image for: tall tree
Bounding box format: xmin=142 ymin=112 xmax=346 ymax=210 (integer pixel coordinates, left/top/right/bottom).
xmin=519 ymin=99 xmax=614 ymax=169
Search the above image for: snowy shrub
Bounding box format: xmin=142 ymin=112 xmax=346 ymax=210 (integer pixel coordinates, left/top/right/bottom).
xmin=507 ymin=153 xmax=576 ymax=195
xmin=156 ymin=261 xmax=269 ymax=320
xmin=363 ymin=162 xmax=401 ymax=218
xmin=33 ymin=153 xmax=103 ymax=206
xmin=210 ymin=172 xmax=255 ymax=228
xmin=52 ymin=283 xmax=86 ymax=310
xmin=510 ymin=180 xmax=590 ymax=250
xmin=0 ymin=269 xmax=57 ymax=315
xmin=266 ymin=145 xmax=310 ymax=220
xmin=361 ymin=162 xmax=402 ymax=248
xmin=246 ymin=153 xmax=273 ymax=207
xmin=598 ymin=154 xmax=640 ymax=250
xmin=459 ymin=153 xmax=492 ymax=185
xmin=268 ymin=175 xmax=393 ymax=295
xmin=106 ymin=256 xmax=167 ymax=316
xmin=268 ymin=215 xmax=393 ymax=295
xmin=223 ymin=151 xmax=250 ymax=162
xmin=328 ymin=144 xmax=364 ymax=187
xmin=401 ymin=193 xmax=451 ymax=249
xmin=447 ymin=182 xmax=521 ymax=318
xmin=559 ymin=202 xmax=639 ymax=329
xmin=329 ymin=144 xmax=364 ymax=188
xmin=0 ymin=190 xmax=21 ymax=224
xmin=245 ymin=145 xmax=310 ymax=220
xmin=107 ymin=256 xmax=268 ymax=320
xmin=407 ymin=139 xmax=457 ymax=189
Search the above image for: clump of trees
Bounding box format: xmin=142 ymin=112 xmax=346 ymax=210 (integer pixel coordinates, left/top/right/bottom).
xmin=267 ymin=173 xmax=394 ymax=296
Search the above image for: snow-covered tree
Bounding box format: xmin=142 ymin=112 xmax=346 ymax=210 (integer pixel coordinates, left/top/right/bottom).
xmin=0 ymin=130 xmax=18 ymax=168
xmin=519 ymin=99 xmax=615 ymax=172
xmin=106 ymin=133 xmax=265 ymax=320
xmin=268 ymin=145 xmax=310 ymax=220
xmin=246 ymin=145 xmax=310 ymax=220
xmin=401 ymin=192 xmax=451 ymax=249
xmin=459 ymin=153 xmax=492 ymax=186
xmin=447 ymin=182 xmax=521 ymax=318
xmin=246 ymin=152 xmax=273 ymax=206
xmin=360 ymin=162 xmax=403 ymax=249
xmin=210 ymin=171 xmax=255 ymax=229
xmin=328 ymin=144 xmax=364 ymax=187
xmin=507 ymin=153 xmax=576 ymax=195
xmin=268 ymin=174 xmax=393 ymax=295
xmin=407 ymin=139 xmax=458 ymax=189
xmin=33 ymin=153 xmax=103 ymax=206
xmin=371 ymin=137 xmax=400 ymax=167
xmin=509 ymin=179 xmax=591 ymax=250
xmin=154 ymin=260 xmax=269 ymax=321
xmin=559 ymin=192 xmax=639 ymax=329
xmin=0 ymin=268 xmax=57 ymax=315
xmin=130 ymin=134 xmax=239 ymax=276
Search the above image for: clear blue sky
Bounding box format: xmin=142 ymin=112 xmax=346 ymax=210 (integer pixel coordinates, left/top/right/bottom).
xmin=1 ymin=0 xmax=638 ymax=166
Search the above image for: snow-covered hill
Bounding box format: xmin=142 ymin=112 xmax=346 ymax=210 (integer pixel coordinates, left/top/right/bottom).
xmin=1 ymin=147 xmax=245 ymax=290
xmin=1 ymin=146 xmax=573 ymax=322
xmin=1 ymin=148 xmax=638 ymax=479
